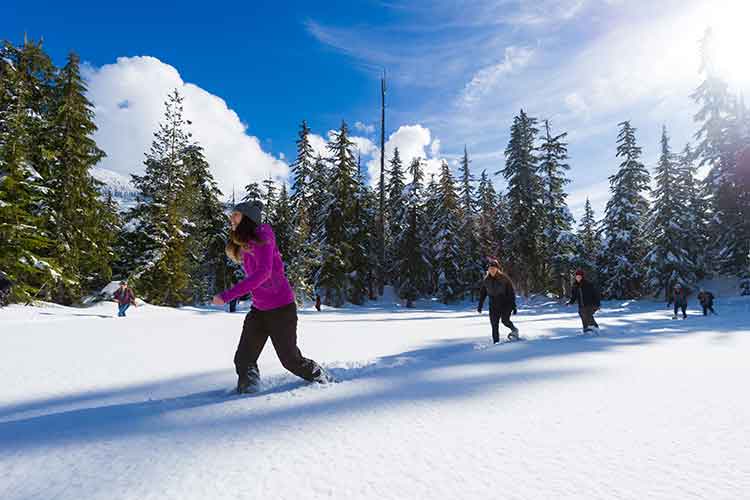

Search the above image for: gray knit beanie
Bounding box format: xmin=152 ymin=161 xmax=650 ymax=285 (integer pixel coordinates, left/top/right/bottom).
xmin=233 ymin=201 xmax=263 ymax=225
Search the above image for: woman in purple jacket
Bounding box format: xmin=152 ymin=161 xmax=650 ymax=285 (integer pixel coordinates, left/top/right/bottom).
xmin=212 ymin=201 xmax=333 ymax=393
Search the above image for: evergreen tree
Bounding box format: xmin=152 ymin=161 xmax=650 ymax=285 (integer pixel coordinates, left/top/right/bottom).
xmin=290 ymin=120 xmax=315 ymax=215
xmin=422 ymin=173 xmax=441 ymax=296
xmin=182 ymin=143 xmax=229 ymax=303
xmin=349 ymin=153 xmax=376 ymax=305
xmin=497 ymin=109 xmax=543 ymax=294
xmin=538 ymin=120 xmax=574 ymax=295
xmin=457 ymin=146 xmax=482 ymax=299
xmin=644 ymin=126 xmax=696 ymax=299
xmin=126 ymin=90 xmax=192 ymax=306
xmin=262 ymin=176 xmax=277 ymax=224
xmin=271 ymin=183 xmax=294 ymax=263
xmin=242 ymin=181 xmax=263 ymax=204
xmin=476 ymin=170 xmax=500 ymax=261
xmin=677 ymin=143 xmax=709 ymax=278
xmin=287 ymin=120 xmax=317 ymax=302
xmin=394 ymin=157 xmax=428 ymax=306
xmin=316 ymin=122 xmax=357 ymax=307
xmin=433 ymin=161 xmax=462 ymax=303
xmin=691 ymin=28 xmax=749 ymax=274
xmin=577 ymin=198 xmax=600 ymax=278
xmin=47 ymin=52 xmax=114 ymax=303
xmin=599 ymin=121 xmax=651 ymax=299
xmin=0 ymin=38 xmax=61 ymax=303
xmin=385 ymin=147 xmax=406 ymax=287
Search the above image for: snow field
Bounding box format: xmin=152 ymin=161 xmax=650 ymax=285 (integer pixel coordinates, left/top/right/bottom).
xmin=1 ymin=296 xmax=749 ymax=500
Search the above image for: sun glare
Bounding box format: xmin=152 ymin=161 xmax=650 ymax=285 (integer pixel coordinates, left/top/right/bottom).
xmin=706 ymin=0 xmax=750 ymax=87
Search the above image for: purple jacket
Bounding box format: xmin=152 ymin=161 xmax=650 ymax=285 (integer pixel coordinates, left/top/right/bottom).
xmin=219 ymin=224 xmax=295 ymax=311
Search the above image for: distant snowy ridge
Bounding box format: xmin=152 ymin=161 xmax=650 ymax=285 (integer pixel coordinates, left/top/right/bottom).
xmin=91 ymin=167 xmax=138 ymax=210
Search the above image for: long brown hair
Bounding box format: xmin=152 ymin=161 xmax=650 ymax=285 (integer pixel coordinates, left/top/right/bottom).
xmin=225 ymin=215 xmax=265 ymax=264
xmin=485 ymin=266 xmax=514 ymax=287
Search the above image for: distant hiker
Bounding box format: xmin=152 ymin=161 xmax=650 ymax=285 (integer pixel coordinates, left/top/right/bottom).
xmin=212 ymin=201 xmax=334 ymax=394
xmin=0 ymin=271 xmax=12 ymax=307
xmin=114 ymin=281 xmax=137 ymax=317
xmin=315 ymin=294 xmax=322 ymax=312
xmin=697 ymin=289 xmax=716 ymax=316
xmin=671 ymin=283 xmax=688 ymax=319
xmin=568 ymin=269 xmax=601 ymax=333
xmin=477 ymin=259 xmax=519 ymax=343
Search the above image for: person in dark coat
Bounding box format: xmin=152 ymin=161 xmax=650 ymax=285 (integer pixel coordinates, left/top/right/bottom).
xmin=0 ymin=271 xmax=12 ymax=307
xmin=477 ymin=259 xmax=519 ymax=343
xmin=671 ymin=283 xmax=688 ymax=319
xmin=697 ymin=289 xmax=716 ymax=316
xmin=113 ymin=281 xmax=137 ymax=317
xmin=568 ymin=269 xmax=601 ymax=332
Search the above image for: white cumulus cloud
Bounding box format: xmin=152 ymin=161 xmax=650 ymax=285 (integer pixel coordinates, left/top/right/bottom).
xmin=366 ymin=124 xmax=445 ymax=185
xmin=83 ymin=56 xmax=288 ymax=199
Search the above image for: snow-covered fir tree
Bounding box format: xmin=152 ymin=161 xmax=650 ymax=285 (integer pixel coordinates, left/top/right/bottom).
xmin=676 ymin=143 xmax=709 ymax=278
xmin=476 ymin=170 xmax=500 ymax=262
xmin=0 ymin=38 xmax=62 ymax=303
xmin=576 ymin=198 xmax=600 ymax=279
xmin=315 ymin=121 xmax=357 ymax=307
xmin=497 ymin=109 xmax=543 ymax=294
xmin=242 ymin=181 xmax=263 ymax=204
xmin=538 ymin=120 xmax=574 ymax=295
xmin=287 ymin=121 xmax=318 ymax=303
xmin=385 ymin=147 xmax=406 ymax=287
xmin=433 ymin=161 xmax=462 ymax=303
xmin=349 ymin=153 xmax=377 ymax=305
xmin=599 ymin=121 xmax=651 ymax=299
xmin=262 ymin=176 xmax=277 ymax=224
xmin=393 ymin=157 xmax=428 ymax=306
xmin=644 ymin=126 xmax=696 ymax=299
xmin=182 ymin=143 xmax=229 ymax=303
xmin=47 ymin=52 xmax=116 ymax=303
xmin=125 ymin=90 xmax=193 ymax=306
xmin=691 ymin=28 xmax=749 ymax=274
xmin=457 ymin=146 xmax=482 ymax=299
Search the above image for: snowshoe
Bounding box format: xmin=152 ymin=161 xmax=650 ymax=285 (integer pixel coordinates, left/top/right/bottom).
xmin=311 ymin=365 xmax=337 ymax=384
xmin=507 ymin=329 xmax=520 ymax=341
xmin=236 ymin=366 xmax=261 ymax=394
xmin=671 ymin=315 xmax=678 ymax=320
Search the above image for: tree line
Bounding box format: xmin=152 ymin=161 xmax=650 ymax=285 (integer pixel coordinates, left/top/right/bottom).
xmin=1 ymin=28 xmax=748 ymax=308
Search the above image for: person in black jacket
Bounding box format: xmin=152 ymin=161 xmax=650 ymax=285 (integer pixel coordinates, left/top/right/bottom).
xmin=670 ymin=283 xmax=688 ymax=319
xmin=697 ymin=289 xmax=716 ymax=316
xmin=478 ymin=259 xmax=519 ymax=343
xmin=568 ymin=269 xmax=601 ymax=333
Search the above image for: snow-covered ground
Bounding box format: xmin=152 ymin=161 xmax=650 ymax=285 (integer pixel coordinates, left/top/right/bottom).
xmin=1 ymin=295 xmax=749 ymax=500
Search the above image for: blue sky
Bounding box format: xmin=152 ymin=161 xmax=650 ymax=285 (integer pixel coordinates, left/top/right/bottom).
xmin=4 ymin=0 xmax=749 ymax=218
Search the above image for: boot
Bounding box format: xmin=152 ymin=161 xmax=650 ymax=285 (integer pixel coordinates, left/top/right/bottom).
xmin=237 ymin=365 xmax=261 ymax=394
xmin=311 ymin=365 xmax=336 ymax=384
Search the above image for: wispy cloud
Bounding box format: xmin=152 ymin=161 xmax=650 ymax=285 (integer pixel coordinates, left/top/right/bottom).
xmin=460 ymin=46 xmax=536 ymax=107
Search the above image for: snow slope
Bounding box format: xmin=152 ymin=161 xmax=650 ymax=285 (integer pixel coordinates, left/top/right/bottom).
xmin=1 ymin=297 xmax=749 ymax=500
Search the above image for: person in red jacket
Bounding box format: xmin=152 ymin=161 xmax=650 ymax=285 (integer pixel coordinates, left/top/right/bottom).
xmin=113 ymin=281 xmax=136 ymax=317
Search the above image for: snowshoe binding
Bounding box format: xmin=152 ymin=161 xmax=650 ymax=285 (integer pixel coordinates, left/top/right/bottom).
xmin=311 ymin=365 xmax=337 ymax=384
xmin=237 ymin=366 xmax=261 ymax=394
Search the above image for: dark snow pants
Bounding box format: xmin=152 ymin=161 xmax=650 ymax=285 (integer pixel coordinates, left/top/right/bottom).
xmin=578 ymin=306 xmax=599 ymax=330
xmin=489 ymin=307 xmax=515 ymax=343
xmin=673 ymin=302 xmax=687 ymax=318
xmin=701 ymin=304 xmax=715 ymax=316
xmin=234 ymin=302 xmax=320 ymax=381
